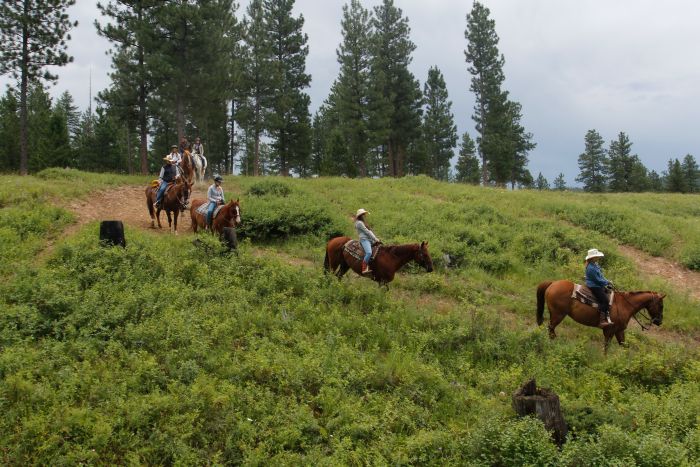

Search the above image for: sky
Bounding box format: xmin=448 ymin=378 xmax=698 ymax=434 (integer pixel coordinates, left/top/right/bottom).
xmin=2 ymin=0 xmax=699 ymax=183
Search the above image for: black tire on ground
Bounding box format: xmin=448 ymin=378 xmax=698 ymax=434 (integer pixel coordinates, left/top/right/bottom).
xmin=99 ymin=220 xmax=126 ymax=247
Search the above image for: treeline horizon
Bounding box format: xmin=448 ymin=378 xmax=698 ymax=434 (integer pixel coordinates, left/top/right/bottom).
xmin=0 ymin=0 xmax=697 ymax=193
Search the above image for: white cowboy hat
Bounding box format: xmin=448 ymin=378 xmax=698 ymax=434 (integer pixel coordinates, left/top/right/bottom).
xmin=356 ymin=208 xmax=369 ymax=217
xmin=585 ymin=248 xmax=605 ymax=261
xmin=163 ymin=155 xmax=174 ymax=162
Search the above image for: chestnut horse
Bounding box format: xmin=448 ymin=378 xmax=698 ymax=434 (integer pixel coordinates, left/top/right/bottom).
xmin=190 ymin=198 xmax=242 ymax=235
xmin=145 ymin=179 xmax=192 ymax=234
xmin=537 ymin=280 xmax=665 ymax=350
xmin=324 ymin=236 xmax=434 ymax=285
xmin=179 ymin=150 xmax=195 ymax=184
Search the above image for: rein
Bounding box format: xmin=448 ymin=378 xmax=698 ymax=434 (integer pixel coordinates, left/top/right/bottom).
xmin=614 ymin=287 xmax=654 ymax=331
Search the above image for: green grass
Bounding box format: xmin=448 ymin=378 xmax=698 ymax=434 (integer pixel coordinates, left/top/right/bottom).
xmin=1 ymin=170 xmax=699 ymax=465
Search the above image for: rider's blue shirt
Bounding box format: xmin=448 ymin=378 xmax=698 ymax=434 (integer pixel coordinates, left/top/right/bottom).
xmin=585 ymin=262 xmax=610 ymax=288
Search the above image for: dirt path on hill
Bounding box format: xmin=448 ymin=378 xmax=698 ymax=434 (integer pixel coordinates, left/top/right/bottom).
xmin=617 ymin=244 xmax=700 ymax=302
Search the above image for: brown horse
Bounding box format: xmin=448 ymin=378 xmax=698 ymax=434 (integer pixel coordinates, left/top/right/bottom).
xmin=190 ymin=198 xmax=242 ymax=235
xmin=537 ymin=280 xmax=665 ymax=350
xmin=179 ymin=150 xmax=195 ymax=184
xmin=324 ymin=236 xmax=434 ymax=285
xmin=145 ymin=179 xmax=192 ymax=234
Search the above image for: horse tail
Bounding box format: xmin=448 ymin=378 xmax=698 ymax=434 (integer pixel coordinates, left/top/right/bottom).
xmin=324 ymin=250 xmax=330 ymax=273
xmin=536 ymin=281 xmax=553 ymax=325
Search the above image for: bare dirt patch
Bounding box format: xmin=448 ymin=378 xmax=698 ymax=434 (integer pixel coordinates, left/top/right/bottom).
xmin=617 ymin=244 xmax=700 ymax=302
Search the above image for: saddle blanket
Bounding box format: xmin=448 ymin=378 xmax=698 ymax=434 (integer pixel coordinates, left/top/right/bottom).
xmin=343 ymin=240 xmax=380 ymax=262
xmin=572 ymin=284 xmax=614 ymax=308
xmin=195 ymin=203 xmax=224 ymax=219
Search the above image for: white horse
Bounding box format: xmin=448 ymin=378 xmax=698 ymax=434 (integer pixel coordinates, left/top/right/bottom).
xmin=192 ymin=152 xmax=207 ymax=185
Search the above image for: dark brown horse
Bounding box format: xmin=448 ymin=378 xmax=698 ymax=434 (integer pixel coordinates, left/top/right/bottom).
xmin=190 ymin=198 xmax=242 ymax=235
xmin=324 ymin=236 xmax=434 ymax=285
xmin=145 ymin=179 xmax=192 ymax=234
xmin=537 ymin=280 xmax=665 ymax=350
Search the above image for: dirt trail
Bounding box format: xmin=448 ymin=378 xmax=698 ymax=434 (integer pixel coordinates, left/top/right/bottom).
xmin=617 ymin=244 xmax=700 ymax=302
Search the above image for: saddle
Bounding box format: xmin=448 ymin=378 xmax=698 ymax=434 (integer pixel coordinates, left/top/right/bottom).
xmin=343 ymin=240 xmax=380 ymax=262
xmin=151 ymin=180 xmax=176 ymax=195
xmin=195 ymin=203 xmax=225 ymax=220
xmin=572 ymin=284 xmax=613 ymax=308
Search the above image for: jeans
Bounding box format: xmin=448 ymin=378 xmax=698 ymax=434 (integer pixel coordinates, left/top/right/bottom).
xmin=360 ymin=239 xmax=372 ymax=263
xmin=590 ymin=286 xmax=609 ymax=315
xmin=206 ymin=202 xmax=217 ymax=227
xmin=155 ymin=181 xmax=168 ymax=205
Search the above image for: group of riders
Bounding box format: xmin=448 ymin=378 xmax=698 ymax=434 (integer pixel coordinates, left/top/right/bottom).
xmin=153 ymin=136 xmax=223 ymax=230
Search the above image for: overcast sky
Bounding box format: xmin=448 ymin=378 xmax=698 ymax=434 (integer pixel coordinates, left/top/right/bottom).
xmin=3 ymin=0 xmax=699 ymax=182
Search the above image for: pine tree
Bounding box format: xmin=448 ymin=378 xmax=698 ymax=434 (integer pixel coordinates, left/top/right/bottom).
xmin=553 ymin=173 xmax=566 ymax=191
xmin=265 ymin=0 xmax=311 ymax=176
xmin=607 ymin=132 xmax=635 ymax=192
xmin=455 ymin=132 xmax=480 ymax=184
xmin=0 ymin=89 xmax=21 ymax=171
xmin=369 ymin=0 xmax=422 ymax=177
xmin=627 ymin=156 xmax=649 ymax=192
xmin=681 ymin=154 xmax=699 ymax=193
xmin=421 ymin=66 xmax=457 ymax=180
xmin=535 ymin=172 xmax=549 ymax=190
xmin=576 ymin=129 xmax=608 ymax=192
xmin=648 ymin=170 xmax=663 ymax=192
xmin=519 ymin=169 xmax=534 ymax=189
xmin=464 ymin=2 xmax=533 ymax=186
xmin=238 ymin=0 xmax=274 ymax=176
xmin=334 ymin=0 xmax=372 ymax=177
xmin=97 ymin=0 xmax=159 ymax=174
xmin=0 ymin=0 xmax=77 ymax=174
xmin=665 ymin=158 xmax=687 ymax=193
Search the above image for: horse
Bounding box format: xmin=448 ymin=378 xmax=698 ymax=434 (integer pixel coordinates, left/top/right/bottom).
xmin=179 ymin=150 xmax=195 ymax=184
xmin=192 ymin=151 xmax=207 ymax=185
xmin=536 ymin=280 xmax=665 ymax=351
xmin=190 ymin=198 xmax=242 ymax=235
xmin=324 ymin=236 xmax=434 ymax=286
xmin=145 ymin=179 xmax=192 ymax=234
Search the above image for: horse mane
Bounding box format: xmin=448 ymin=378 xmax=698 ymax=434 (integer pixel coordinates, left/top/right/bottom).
xmin=385 ymin=243 xmax=419 ymax=256
xmin=625 ymin=291 xmax=657 ymax=295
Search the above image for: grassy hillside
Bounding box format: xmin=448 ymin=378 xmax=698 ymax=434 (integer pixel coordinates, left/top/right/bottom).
xmin=1 ymin=170 xmax=699 ymax=465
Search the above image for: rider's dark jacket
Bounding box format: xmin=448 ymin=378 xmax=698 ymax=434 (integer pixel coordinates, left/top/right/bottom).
xmin=160 ymin=164 xmax=177 ymax=183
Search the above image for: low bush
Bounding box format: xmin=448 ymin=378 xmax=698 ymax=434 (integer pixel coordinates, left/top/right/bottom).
xmin=246 ymin=179 xmax=292 ymax=197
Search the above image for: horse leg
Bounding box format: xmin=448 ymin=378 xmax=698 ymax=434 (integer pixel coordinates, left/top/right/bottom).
xmin=615 ymin=329 xmax=627 ymax=347
xmin=147 ymin=195 xmax=156 ymax=228
xmin=156 ymin=207 xmax=162 ymax=228
xmin=173 ymin=210 xmax=179 ymax=235
xmin=603 ymin=326 xmax=615 ymax=354
xmin=166 ymin=210 xmax=173 ymax=232
xmin=547 ymin=310 xmax=566 ymax=339
xmin=336 ymin=262 xmax=350 ymax=280
xmin=192 ymin=213 xmax=198 ymax=233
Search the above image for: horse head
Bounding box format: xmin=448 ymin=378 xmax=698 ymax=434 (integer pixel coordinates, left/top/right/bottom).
xmin=176 ymin=179 xmax=193 ymax=211
xmin=222 ymin=198 xmax=242 ymax=227
xmin=414 ymin=241 xmax=434 ymax=272
xmin=647 ymin=292 xmax=666 ymax=326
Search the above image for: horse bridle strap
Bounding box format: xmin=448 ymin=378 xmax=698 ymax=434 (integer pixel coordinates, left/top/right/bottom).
xmin=618 ymin=289 xmax=655 ymax=331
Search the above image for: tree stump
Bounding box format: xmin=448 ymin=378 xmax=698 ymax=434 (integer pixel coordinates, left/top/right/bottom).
xmin=512 ymin=379 xmax=567 ymax=445
xmin=99 ymin=221 xmax=126 ymax=247
xmin=221 ymin=227 xmax=238 ymax=251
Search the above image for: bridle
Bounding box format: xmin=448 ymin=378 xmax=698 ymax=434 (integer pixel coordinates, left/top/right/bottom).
xmin=616 ymin=288 xmax=660 ymax=330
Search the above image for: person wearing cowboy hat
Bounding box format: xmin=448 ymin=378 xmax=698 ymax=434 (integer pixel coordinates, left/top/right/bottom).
xmin=355 ymin=208 xmax=381 ymax=274
xmin=154 ymin=154 xmax=177 ymax=209
xmin=585 ymin=248 xmax=614 ymax=328
xmin=168 ymin=144 xmax=182 ymax=175
xmin=206 ymin=174 xmax=225 ymax=230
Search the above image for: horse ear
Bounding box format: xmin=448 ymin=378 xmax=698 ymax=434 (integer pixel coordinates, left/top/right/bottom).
xmin=659 ymin=293 xmax=667 ymax=299
xmin=237 ymin=197 xmax=240 ymax=202
xmin=420 ymin=241 xmax=425 ymax=248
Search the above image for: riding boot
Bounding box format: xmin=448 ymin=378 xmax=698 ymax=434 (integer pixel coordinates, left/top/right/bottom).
xmin=599 ymin=311 xmax=612 ymax=328
xmin=361 ymin=261 xmax=371 ymax=274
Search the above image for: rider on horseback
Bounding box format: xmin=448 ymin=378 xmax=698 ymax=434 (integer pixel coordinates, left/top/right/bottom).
xmin=355 ymin=208 xmax=381 ymax=275
xmin=585 ymin=248 xmax=614 ymax=328
xmin=206 ymin=174 xmax=225 ymax=230
xmin=154 ymin=155 xmax=177 ymax=209
xmin=168 ymin=144 xmax=182 ymax=178
xmin=193 ymin=137 xmax=204 ymax=157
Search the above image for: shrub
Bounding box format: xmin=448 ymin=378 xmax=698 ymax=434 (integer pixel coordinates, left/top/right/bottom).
xmin=246 ymin=179 xmax=292 ymax=197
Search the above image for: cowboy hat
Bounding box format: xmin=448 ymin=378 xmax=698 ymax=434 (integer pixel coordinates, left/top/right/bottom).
xmin=171 ymin=144 xmax=178 ymax=149
xmin=356 ymin=208 xmax=369 ymax=217
xmin=163 ymin=155 xmax=174 ymax=162
xmin=585 ymin=248 xmax=605 ymax=261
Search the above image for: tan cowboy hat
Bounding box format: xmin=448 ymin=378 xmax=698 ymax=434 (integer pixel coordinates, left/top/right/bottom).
xmin=585 ymin=248 xmax=605 ymax=261
xmin=356 ymin=208 xmax=369 ymax=217
xmin=163 ymin=155 xmax=173 ymax=162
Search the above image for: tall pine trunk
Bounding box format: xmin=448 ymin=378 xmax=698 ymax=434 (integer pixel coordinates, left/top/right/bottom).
xmin=19 ymin=12 xmax=29 ymax=176
xmin=138 ymin=43 xmax=149 ymax=174
xmin=176 ymin=94 xmax=185 ymax=144
xmin=253 ymin=98 xmax=260 ymax=176
xmin=126 ymin=124 xmax=134 ymax=175
xmin=479 ymin=100 xmax=487 ymax=186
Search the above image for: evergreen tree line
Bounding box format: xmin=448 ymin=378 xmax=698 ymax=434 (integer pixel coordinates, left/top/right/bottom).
xmin=0 ymin=0 xmax=536 ymax=182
